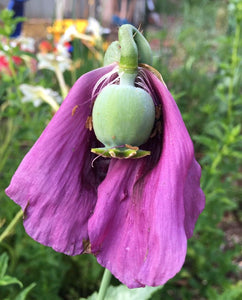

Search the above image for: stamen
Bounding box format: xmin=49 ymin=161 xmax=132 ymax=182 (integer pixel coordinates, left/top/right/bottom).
xmin=139 ymin=64 xmax=167 ymax=87
xmin=72 ymin=105 xmax=79 ymax=116
xmin=136 ymin=67 xmax=158 ymax=102
xmin=109 ymin=150 xmax=116 ymax=158
xmin=135 ymin=81 xmax=150 ymax=94
xmin=92 ymin=67 xmax=119 ymax=99
xmin=85 ymin=116 xmax=93 ymax=131
xmin=137 ymin=24 xmax=142 ymax=33
xmin=91 ymin=153 xmax=103 ymax=168
xmin=125 ymin=144 xmax=139 ymax=151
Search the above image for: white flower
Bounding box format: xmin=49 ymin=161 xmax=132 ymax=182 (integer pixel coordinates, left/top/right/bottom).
xmin=59 ymin=24 xmax=93 ymax=45
xmin=10 ymin=37 xmax=35 ymax=52
xmin=19 ymin=84 xmax=61 ymax=112
xmin=37 ymin=45 xmax=70 ymax=98
xmin=86 ymin=17 xmax=110 ymax=40
xmin=37 ymin=47 xmax=71 ymax=73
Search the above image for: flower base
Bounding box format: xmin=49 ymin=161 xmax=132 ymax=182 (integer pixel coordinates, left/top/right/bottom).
xmin=91 ymin=145 xmax=150 ymax=159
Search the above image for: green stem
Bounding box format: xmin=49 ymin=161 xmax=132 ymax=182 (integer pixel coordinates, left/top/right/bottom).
xmin=0 ymin=209 xmax=23 ymax=243
xmin=227 ymin=20 xmax=240 ymax=124
xmin=97 ymin=268 xmax=112 ymax=300
xmin=41 ymin=93 xmax=60 ymax=112
xmin=0 ymin=118 xmax=14 ymax=172
xmin=119 ymin=72 xmax=137 ymax=86
xmin=6 ymin=39 xmax=30 ymax=120
xmin=55 ymin=65 xmax=69 ymax=99
xmin=7 ymin=54 xmax=22 ymax=103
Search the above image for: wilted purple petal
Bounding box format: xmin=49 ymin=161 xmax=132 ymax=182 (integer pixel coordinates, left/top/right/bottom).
xmin=183 ymin=158 xmax=205 ymax=239
xmin=5 ymin=65 xmax=115 ymax=255
xmin=88 ymin=69 xmax=205 ymax=288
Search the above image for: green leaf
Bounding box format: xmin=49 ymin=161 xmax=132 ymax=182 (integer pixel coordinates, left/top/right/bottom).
xmin=0 ymin=9 xmax=14 ymax=21
xmin=230 ymin=124 xmax=241 ymax=138
xmin=15 ymin=283 xmax=36 ymax=300
xmin=80 ymin=284 xmax=163 ymax=300
xmin=0 ymin=253 xmax=9 ymax=278
xmin=0 ymin=28 xmax=8 ymax=36
xmin=17 ymin=50 xmax=36 ymax=59
xmin=193 ymin=135 xmax=216 ymax=148
xmin=0 ymin=275 xmax=23 ymax=288
xmin=11 ymin=17 xmax=26 ymax=25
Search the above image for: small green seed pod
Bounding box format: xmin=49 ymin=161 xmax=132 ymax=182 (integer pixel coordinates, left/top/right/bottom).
xmin=92 ymin=84 xmax=155 ymax=148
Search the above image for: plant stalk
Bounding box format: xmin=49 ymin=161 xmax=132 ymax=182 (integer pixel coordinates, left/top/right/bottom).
xmin=97 ymin=268 xmax=112 ymax=300
xmin=227 ymin=20 xmax=240 ymax=124
xmin=55 ymin=65 xmax=69 ymax=99
xmin=0 ymin=209 xmax=23 ymax=243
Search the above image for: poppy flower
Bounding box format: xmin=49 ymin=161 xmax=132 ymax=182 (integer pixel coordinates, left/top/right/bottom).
xmin=5 ymin=25 xmax=205 ymax=288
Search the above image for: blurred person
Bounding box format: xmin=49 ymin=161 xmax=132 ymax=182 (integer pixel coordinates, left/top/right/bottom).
xmin=147 ymin=0 xmax=161 ymax=27
xmin=100 ymin=0 xmax=160 ymax=28
xmin=7 ymin=0 xmax=29 ymax=37
xmin=112 ymin=0 xmax=138 ymax=26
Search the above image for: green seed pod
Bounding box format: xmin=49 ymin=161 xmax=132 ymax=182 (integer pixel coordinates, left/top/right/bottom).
xmin=92 ymin=84 xmax=155 ymax=148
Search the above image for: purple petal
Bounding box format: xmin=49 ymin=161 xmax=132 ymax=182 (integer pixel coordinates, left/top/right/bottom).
xmin=88 ymin=70 xmax=205 ymax=287
xmin=183 ymin=158 xmax=205 ymax=238
xmin=5 ymin=65 xmax=115 ymax=255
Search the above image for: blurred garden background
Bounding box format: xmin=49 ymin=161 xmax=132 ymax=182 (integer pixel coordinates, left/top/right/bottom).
xmin=0 ymin=0 xmax=241 ymax=299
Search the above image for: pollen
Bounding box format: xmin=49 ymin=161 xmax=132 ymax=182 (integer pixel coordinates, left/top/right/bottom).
xmin=125 ymin=144 xmax=139 ymax=151
xmin=109 ymin=150 xmax=116 ymax=158
xmin=72 ymin=105 xmax=79 ymax=116
xmin=85 ymin=116 xmax=93 ymax=131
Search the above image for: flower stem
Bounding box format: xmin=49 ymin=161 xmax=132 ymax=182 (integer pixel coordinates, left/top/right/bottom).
xmin=41 ymin=93 xmax=60 ymax=112
xmin=0 ymin=209 xmax=23 ymax=243
xmin=55 ymin=66 xmax=69 ymax=99
xmin=119 ymin=72 xmax=137 ymax=86
xmin=0 ymin=118 xmax=14 ymax=172
xmin=227 ymin=20 xmax=240 ymax=124
xmin=97 ymin=268 xmax=112 ymax=300
xmin=7 ymin=48 xmax=22 ymax=102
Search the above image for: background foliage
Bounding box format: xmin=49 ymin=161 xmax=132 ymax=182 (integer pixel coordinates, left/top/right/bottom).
xmin=0 ymin=0 xmax=241 ymax=299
